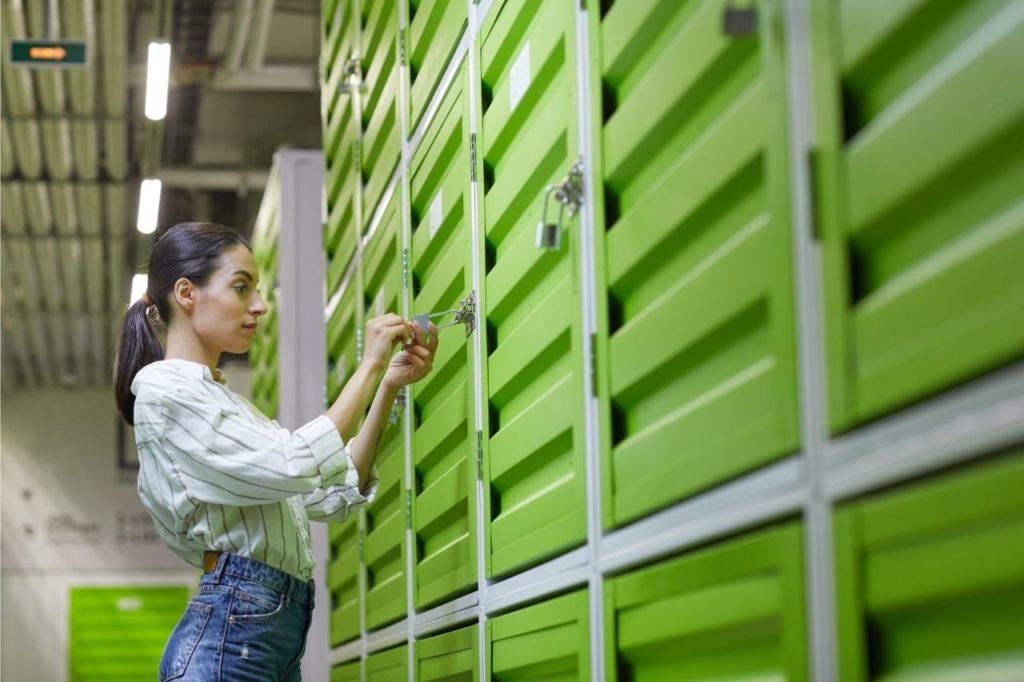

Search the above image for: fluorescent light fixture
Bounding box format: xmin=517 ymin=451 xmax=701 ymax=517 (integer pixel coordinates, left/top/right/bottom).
xmin=137 ymin=178 xmax=161 ymax=234
xmin=145 ymin=42 xmax=171 ymax=120
xmin=131 ymin=274 xmax=148 ymax=303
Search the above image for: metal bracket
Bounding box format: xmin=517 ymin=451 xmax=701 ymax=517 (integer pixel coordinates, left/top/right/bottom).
xmin=338 ymin=56 xmax=364 ymax=93
xmin=723 ymin=1 xmax=758 ymax=37
xmin=536 ymin=159 xmax=584 ymax=249
xmin=469 ymin=133 xmax=477 ymax=183
xmin=475 ymin=430 xmax=484 ymax=481
xmin=405 ymin=489 xmax=412 ymax=530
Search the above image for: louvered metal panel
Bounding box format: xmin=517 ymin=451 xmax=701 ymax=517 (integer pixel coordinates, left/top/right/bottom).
xmin=488 ymin=590 xmax=590 ymax=680
xmin=40 ymin=120 xmax=74 ymax=180
xmin=72 ymin=120 xmax=100 ymax=180
xmin=406 ymin=0 xmax=467 ymax=133
xmin=416 ymin=623 xmax=477 ymax=680
xmin=10 ymin=120 xmax=43 ymax=178
xmin=1 ymin=183 xmax=27 ymax=234
xmin=328 ymin=519 xmax=362 ymax=646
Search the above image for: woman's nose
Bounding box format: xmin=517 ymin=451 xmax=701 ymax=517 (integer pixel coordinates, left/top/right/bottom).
xmin=252 ymin=293 xmax=268 ymax=315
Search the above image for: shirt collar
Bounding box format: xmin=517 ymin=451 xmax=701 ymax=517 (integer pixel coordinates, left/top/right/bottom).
xmin=132 ymin=359 xmax=229 ymax=395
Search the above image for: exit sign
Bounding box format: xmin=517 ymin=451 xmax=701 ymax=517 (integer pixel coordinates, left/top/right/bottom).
xmin=9 ymin=39 xmax=88 ymax=68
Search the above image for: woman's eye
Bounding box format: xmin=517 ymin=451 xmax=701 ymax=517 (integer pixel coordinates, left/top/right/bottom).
xmin=235 ymin=285 xmax=248 ymax=294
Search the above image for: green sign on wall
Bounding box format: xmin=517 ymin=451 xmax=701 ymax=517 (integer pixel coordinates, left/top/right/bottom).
xmin=9 ymin=39 xmax=88 ymax=67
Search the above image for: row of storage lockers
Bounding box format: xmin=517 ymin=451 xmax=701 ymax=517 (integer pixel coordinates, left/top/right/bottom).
xmin=327 ymin=450 xmax=1024 ymax=679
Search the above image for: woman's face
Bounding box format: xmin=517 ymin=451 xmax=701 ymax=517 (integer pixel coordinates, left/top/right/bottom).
xmin=190 ymin=244 xmax=267 ymax=355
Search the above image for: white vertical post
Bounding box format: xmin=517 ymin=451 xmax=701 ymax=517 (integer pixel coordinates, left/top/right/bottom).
xmin=275 ymin=148 xmax=330 ymax=682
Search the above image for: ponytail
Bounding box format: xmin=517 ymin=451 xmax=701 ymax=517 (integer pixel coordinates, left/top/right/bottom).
xmin=114 ymin=298 xmax=165 ymax=425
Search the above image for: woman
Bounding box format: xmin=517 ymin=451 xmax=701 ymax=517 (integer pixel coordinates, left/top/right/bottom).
xmin=113 ymin=222 xmax=437 ymax=681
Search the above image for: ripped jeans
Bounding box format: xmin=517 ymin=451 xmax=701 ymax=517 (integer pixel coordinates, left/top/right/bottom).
xmin=159 ymin=553 xmax=314 ymax=682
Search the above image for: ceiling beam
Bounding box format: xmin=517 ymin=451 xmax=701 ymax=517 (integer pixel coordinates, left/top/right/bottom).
xmin=156 ymin=166 xmax=270 ymax=191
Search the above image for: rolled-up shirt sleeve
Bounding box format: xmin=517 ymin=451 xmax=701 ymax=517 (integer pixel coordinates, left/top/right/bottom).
xmin=303 ymin=446 xmax=379 ymax=523
xmin=151 ymin=385 xmax=353 ymax=506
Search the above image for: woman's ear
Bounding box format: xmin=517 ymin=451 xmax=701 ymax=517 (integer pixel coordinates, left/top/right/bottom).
xmin=172 ymin=277 xmax=196 ymax=311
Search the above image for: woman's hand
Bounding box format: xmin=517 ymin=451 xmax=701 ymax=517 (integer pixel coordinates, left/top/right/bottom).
xmin=362 ymin=314 xmax=413 ymax=375
xmin=382 ymin=321 xmax=438 ymax=389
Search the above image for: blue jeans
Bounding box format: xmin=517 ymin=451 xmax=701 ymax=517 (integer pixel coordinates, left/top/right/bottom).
xmin=159 ymin=553 xmax=314 ymax=681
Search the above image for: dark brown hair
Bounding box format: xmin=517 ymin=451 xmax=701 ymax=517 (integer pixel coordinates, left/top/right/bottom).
xmin=113 ymin=222 xmax=251 ymax=424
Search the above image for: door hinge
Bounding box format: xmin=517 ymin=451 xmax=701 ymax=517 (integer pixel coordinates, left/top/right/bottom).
xmin=589 ymin=332 xmax=598 ymax=397
xmin=405 ymin=489 xmax=412 ymax=530
xmin=806 ymin=148 xmax=821 ymax=242
xmin=469 ymin=133 xmax=477 ymax=183
xmin=399 ymin=28 xmax=407 ymax=67
xmin=402 ymin=247 xmax=409 ymax=289
xmin=354 ymin=138 xmax=362 ymax=173
xmin=475 ymin=430 xmax=483 ymax=481
xmin=356 ymin=327 xmax=364 ymax=363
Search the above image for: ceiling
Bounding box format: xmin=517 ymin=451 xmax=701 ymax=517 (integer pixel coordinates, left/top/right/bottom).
xmin=1 ymin=0 xmax=323 ymax=391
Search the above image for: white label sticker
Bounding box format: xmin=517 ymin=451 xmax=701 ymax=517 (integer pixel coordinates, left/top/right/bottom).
xmin=428 ymin=191 xmax=443 ymax=238
xmin=509 ymin=41 xmax=531 ymax=112
xmin=375 ymin=288 xmax=385 ymax=317
xmin=116 ymin=597 xmax=142 ymax=612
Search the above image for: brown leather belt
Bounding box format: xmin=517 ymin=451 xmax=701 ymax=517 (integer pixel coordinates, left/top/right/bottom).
xmin=203 ymin=551 xmax=222 ymax=573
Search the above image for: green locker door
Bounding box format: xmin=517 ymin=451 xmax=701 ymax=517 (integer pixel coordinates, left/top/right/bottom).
xmin=477 ymin=0 xmax=587 ymax=579
xmin=409 ymin=62 xmax=477 ymax=609
xmin=360 ymin=0 xmax=401 ymax=232
xmin=589 ymin=0 xmax=799 ymax=530
xmin=69 ymin=586 xmax=188 ymax=682
xmin=326 ymin=95 xmax=360 ymax=279
xmin=368 ymin=644 xmax=410 ymax=681
xmin=834 ymin=451 xmax=1024 ymax=680
xmin=810 ymin=0 xmax=1024 ymax=432
xmin=416 ymin=623 xmax=478 ymax=681
xmin=322 ymin=0 xmax=358 ymax=127
xmin=605 ymin=522 xmax=807 ymax=681
xmin=328 ymin=519 xmax=362 ymax=646
xmin=332 ymin=659 xmax=363 ymax=682
xmin=327 ymin=273 xmax=362 ymax=404
xmin=487 ymin=589 xmax=589 ymax=680
xmin=361 ymin=189 xmax=407 ymax=630
xmin=406 ymin=0 xmax=468 ymax=133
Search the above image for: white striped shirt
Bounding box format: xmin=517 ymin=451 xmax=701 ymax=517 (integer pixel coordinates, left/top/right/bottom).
xmin=130 ymin=359 xmax=377 ymax=581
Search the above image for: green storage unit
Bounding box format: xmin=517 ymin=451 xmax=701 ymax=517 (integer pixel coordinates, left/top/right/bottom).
xmin=361 ymin=187 xmax=407 ymax=630
xmin=476 ymin=0 xmax=587 ymax=579
xmin=360 ymin=0 xmax=401 ymax=232
xmin=364 ymin=425 xmax=407 ymax=630
xmin=589 ymin=0 xmax=799 ymax=530
xmin=326 ymin=96 xmax=360 ymax=274
xmin=416 ymin=623 xmax=478 ymax=681
xmin=368 ymin=644 xmax=410 ymax=681
xmin=327 ymin=274 xmax=362 ymax=404
xmin=406 ymin=0 xmax=468 ymax=133
xmin=323 ymin=0 xmax=359 ymax=125
xmin=332 ymin=659 xmax=363 ymax=682
xmin=363 ymin=190 xmax=403 ymax=321
xmin=834 ymin=451 xmax=1024 ymax=680
xmin=605 ymin=522 xmax=807 ymax=681
xmin=409 ymin=63 xmax=478 ymax=609
xmin=487 ymin=589 xmax=590 ymax=680
xmin=69 ymin=585 xmax=188 ymax=682
xmin=328 ymin=518 xmax=363 ymax=646
xmin=809 ymin=0 xmax=1024 ymax=432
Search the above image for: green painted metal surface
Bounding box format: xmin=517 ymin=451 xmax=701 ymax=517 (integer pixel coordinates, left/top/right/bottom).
xmin=835 ymin=451 xmax=1024 ymax=680
xmin=416 ymin=623 xmax=478 ymax=681
xmin=362 ymin=191 xmax=408 ymax=630
xmin=488 ymin=589 xmax=590 ymax=680
xmin=326 ymin=96 xmax=360 ymax=274
xmin=327 ymin=274 xmax=362 ymax=404
xmin=360 ymin=0 xmax=401 ymax=232
xmin=69 ymin=586 xmax=188 ymax=682
xmin=477 ymin=0 xmax=587 ymax=579
xmin=331 ymin=659 xmax=362 ymax=682
xmin=407 ymin=0 xmax=468 ymax=133
xmin=605 ymin=522 xmax=807 ymax=681
xmin=323 ymin=0 xmax=358 ymax=124
xmin=409 ymin=64 xmax=478 ymax=608
xmin=588 ymin=0 xmax=800 ymax=530
xmin=328 ymin=518 xmax=362 ymax=646
xmin=809 ymin=0 xmax=1024 ymax=432
xmin=367 ymin=644 xmax=410 ymax=681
